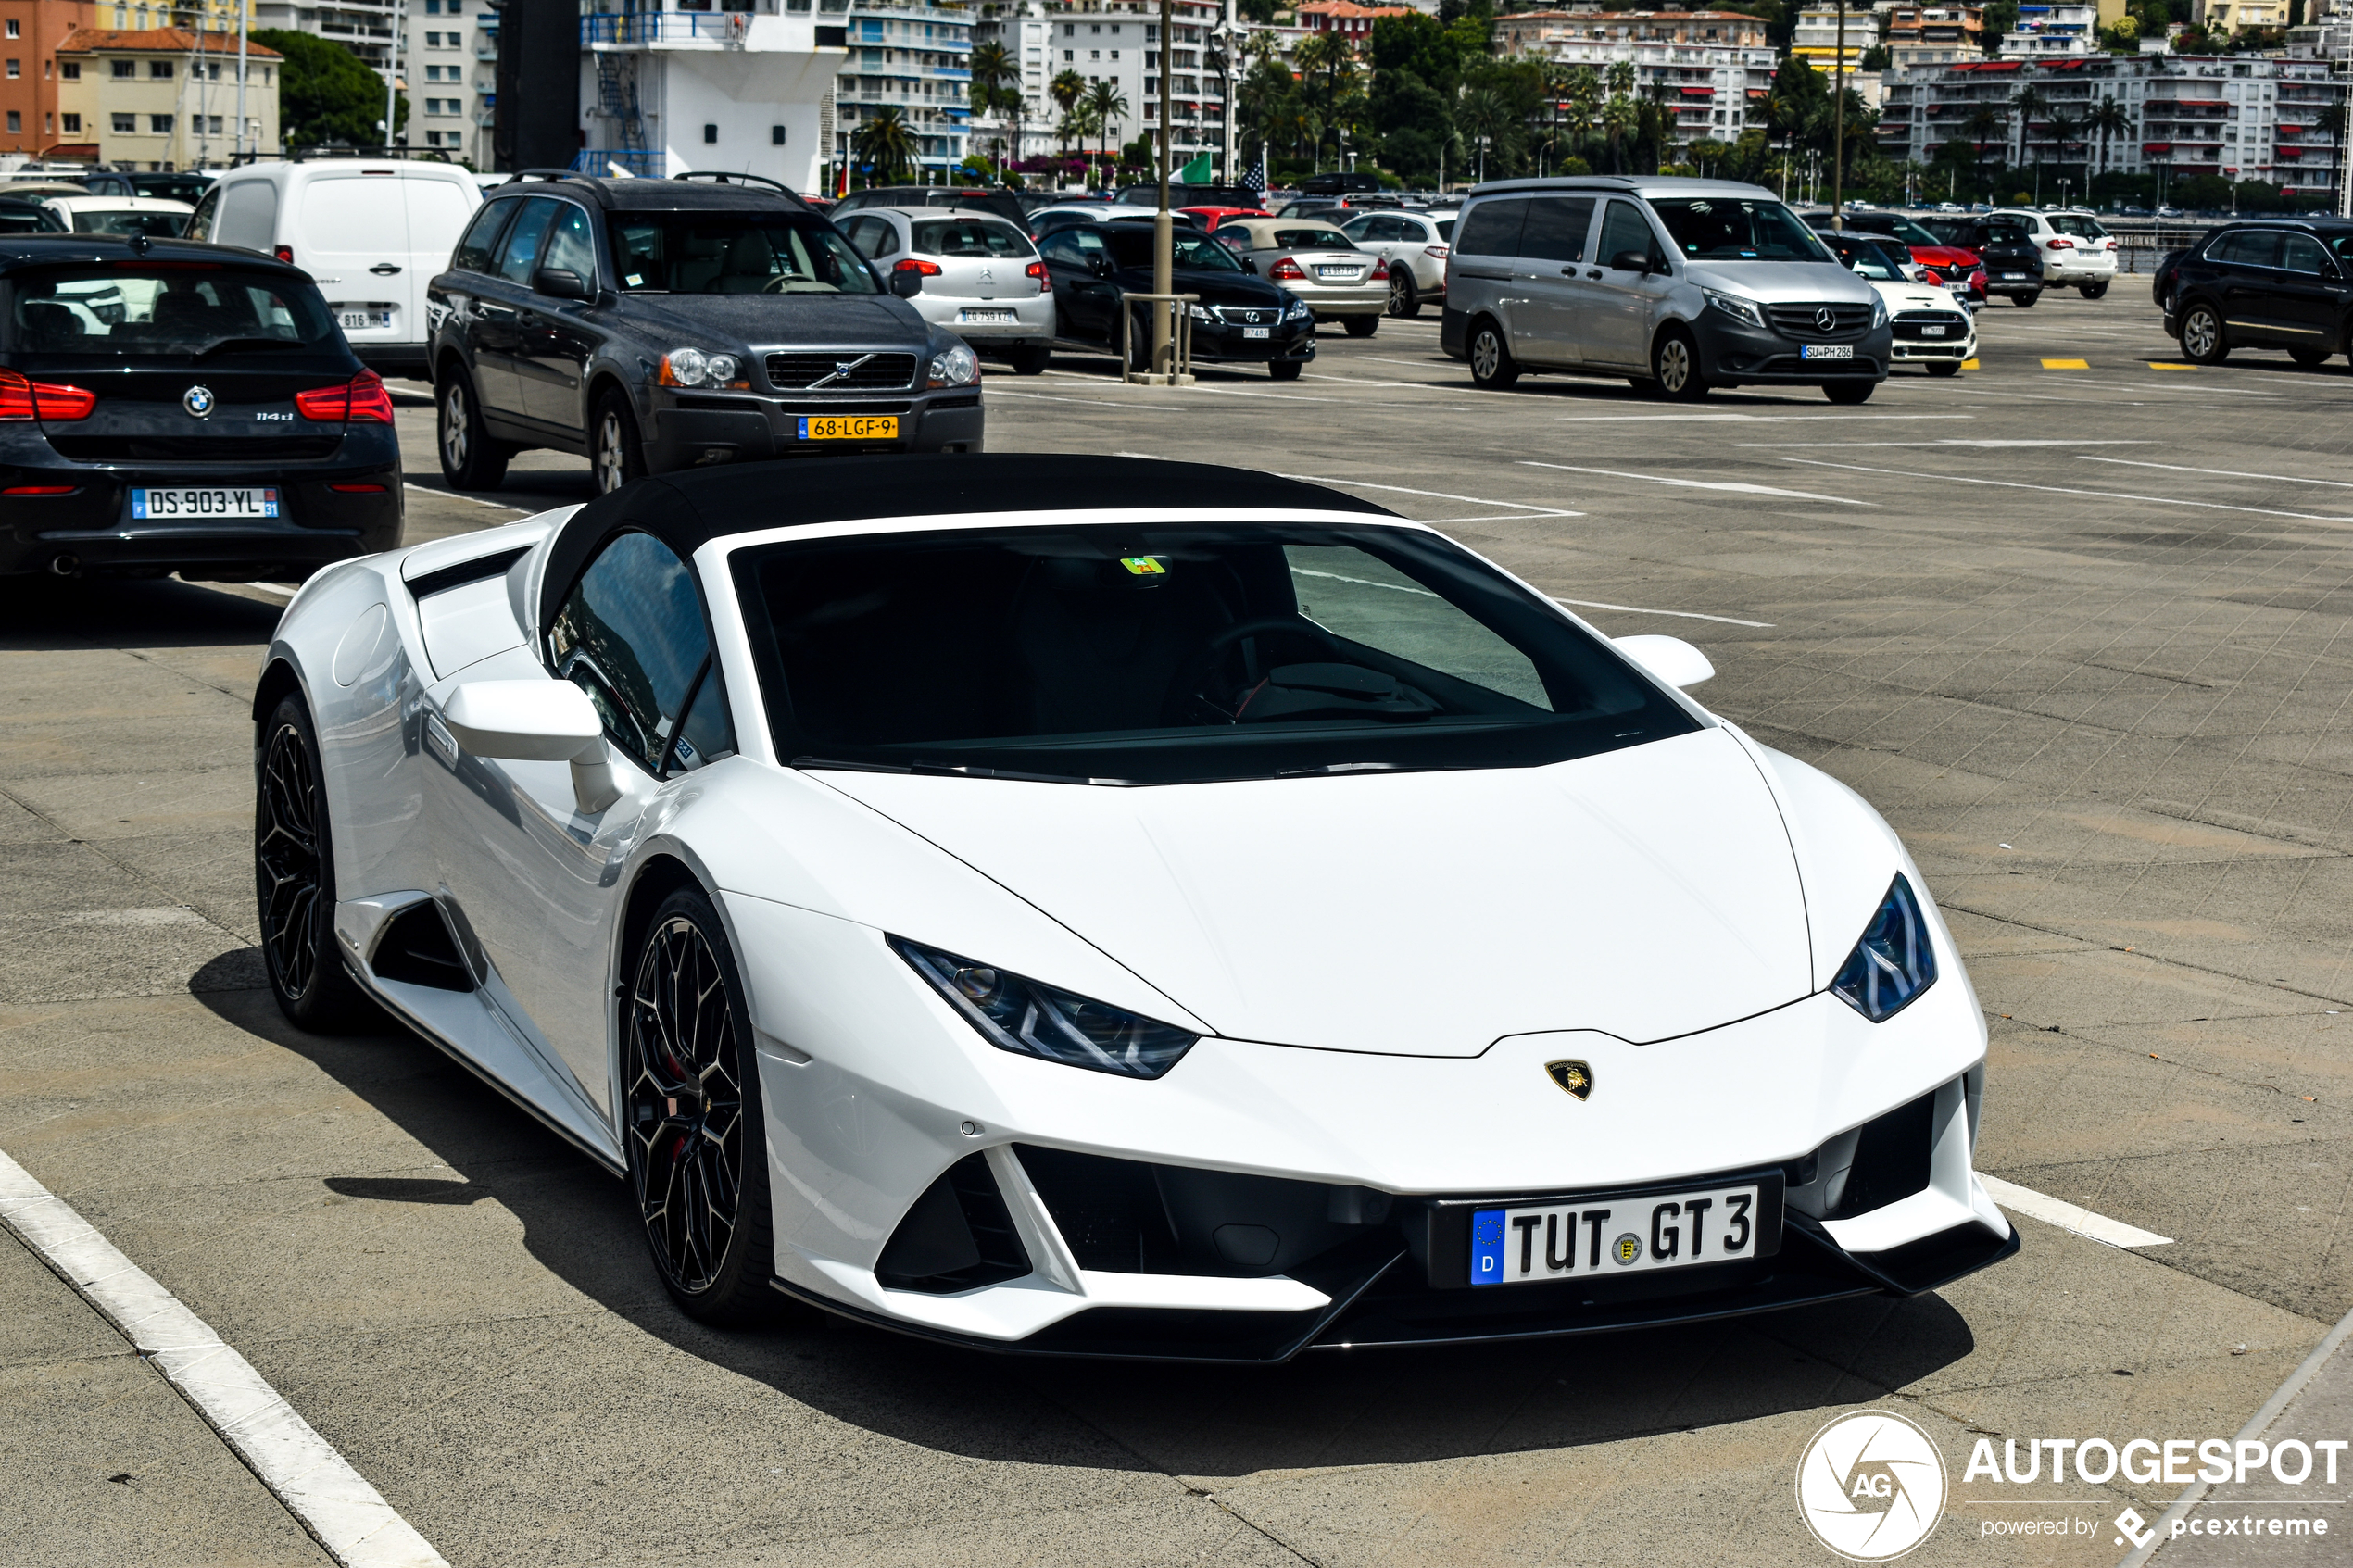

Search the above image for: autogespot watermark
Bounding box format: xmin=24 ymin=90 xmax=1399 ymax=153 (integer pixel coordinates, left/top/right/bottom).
xmin=1797 ymin=1411 xmax=1950 ymax=1562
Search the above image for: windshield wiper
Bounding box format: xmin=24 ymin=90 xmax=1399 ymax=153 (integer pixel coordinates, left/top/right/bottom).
xmin=191 ymin=336 xmax=303 ymax=358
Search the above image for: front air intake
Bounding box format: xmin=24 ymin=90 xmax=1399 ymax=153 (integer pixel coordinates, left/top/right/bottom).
xmin=875 ymin=1154 xmax=1031 ymax=1294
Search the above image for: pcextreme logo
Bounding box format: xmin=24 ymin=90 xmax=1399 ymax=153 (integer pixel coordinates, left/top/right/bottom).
xmin=1796 ymin=1410 xmax=1950 ymax=1562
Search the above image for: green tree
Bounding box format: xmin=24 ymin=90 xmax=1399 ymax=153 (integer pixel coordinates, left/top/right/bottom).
xmin=2011 ymin=82 xmax=2047 ymax=179
xmin=253 ymin=30 xmax=406 ymax=148
xmin=1981 ymin=0 xmax=2020 ymax=51
xmin=850 ymin=105 xmax=920 ymax=184
xmin=968 ymin=40 xmax=1019 ymax=176
xmin=1083 ymin=79 xmax=1129 ymax=183
xmin=1051 ymin=68 xmax=1087 ymax=155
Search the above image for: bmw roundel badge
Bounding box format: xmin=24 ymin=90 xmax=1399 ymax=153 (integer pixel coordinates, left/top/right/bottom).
xmin=1545 ymin=1059 xmax=1592 ymax=1100
xmin=182 ymin=384 xmax=216 ymax=418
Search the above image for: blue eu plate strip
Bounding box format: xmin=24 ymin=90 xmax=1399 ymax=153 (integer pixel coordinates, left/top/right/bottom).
xmin=1470 ymin=1208 xmax=1504 ymax=1286
xmin=796 ymin=417 xmax=811 ymax=439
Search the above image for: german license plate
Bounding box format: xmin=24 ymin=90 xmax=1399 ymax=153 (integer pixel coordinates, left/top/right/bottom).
xmin=1470 ymin=1181 xmax=1763 ymax=1286
xmin=1315 ymin=266 xmax=1357 ymax=280
xmin=797 ymin=414 xmax=899 ymax=441
xmin=1920 ymin=325 xmax=1947 ymax=337
xmin=1244 ymin=326 xmax=1270 ymax=339
xmin=958 ymin=308 xmax=1017 ymax=324
xmin=338 ymin=309 xmax=390 ymax=331
xmin=131 ymin=486 xmax=280 ymax=520
xmin=1802 ymin=344 xmax=1854 ymax=359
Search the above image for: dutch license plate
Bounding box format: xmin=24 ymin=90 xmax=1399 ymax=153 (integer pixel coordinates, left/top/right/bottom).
xmin=797 ymin=415 xmax=899 ymax=442
xmin=1471 ymin=1181 xmax=1764 ymax=1286
xmin=132 ymin=486 xmax=280 ymax=520
xmin=1244 ymin=326 xmax=1270 ymax=339
xmin=338 ymin=309 xmax=390 ymax=331
xmin=1802 ymin=344 xmax=1854 ymax=360
xmin=1920 ymin=325 xmax=1947 ymax=337
xmin=958 ymin=307 xmax=1017 ymax=324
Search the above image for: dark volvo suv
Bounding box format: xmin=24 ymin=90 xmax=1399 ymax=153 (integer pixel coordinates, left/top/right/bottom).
xmin=428 ymin=172 xmax=984 ymax=494
xmin=0 ymin=233 xmax=402 ymax=581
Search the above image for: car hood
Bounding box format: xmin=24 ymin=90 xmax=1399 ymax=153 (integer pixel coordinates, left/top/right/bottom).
xmin=1681 ymin=258 xmax=1881 ymax=304
xmin=808 ymin=726 xmax=1815 ymax=1057
xmin=1869 ymin=281 xmax=1968 ymax=313
xmin=1910 ymin=245 xmax=1980 ymax=267
xmin=607 ymin=292 xmax=928 ymax=350
xmin=1112 ymin=265 xmax=1288 ymax=307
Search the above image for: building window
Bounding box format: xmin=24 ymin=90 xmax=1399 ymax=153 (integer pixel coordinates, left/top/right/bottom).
xmin=771 ymin=123 xmax=785 ymax=144
xmin=149 ymin=114 xmax=172 ymax=132
xmin=208 ymin=114 xmax=221 ymax=133
xmin=703 ymin=122 xmax=717 ymax=142
xmin=4 ymin=60 xmax=14 ymax=78
xmin=112 ymin=112 xmax=135 ymax=132
xmin=112 ymin=59 xmax=135 ymax=78
xmin=149 ymin=59 xmax=170 ymax=78
xmin=3 ymin=19 xmax=14 ymax=36
xmin=60 ymin=61 xmax=76 ymax=79
xmin=62 ymin=112 xmax=80 ymax=132
xmin=4 ymin=112 xmax=15 ymax=132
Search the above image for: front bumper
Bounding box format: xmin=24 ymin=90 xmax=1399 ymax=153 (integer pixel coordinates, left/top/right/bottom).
xmin=734 ymin=897 xmax=2009 ymax=1361
xmin=1189 ymin=313 xmax=1318 ymax=364
xmin=1692 ymin=312 xmax=1892 ymax=385
xmin=643 ymin=385 xmax=984 ymax=470
xmin=1890 ymin=317 xmax=1975 ymax=363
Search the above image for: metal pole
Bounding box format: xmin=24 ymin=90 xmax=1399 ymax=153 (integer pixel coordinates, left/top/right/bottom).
xmin=1831 ymin=0 xmax=1846 ymax=229
xmin=385 ymin=0 xmax=399 ymax=151
xmin=236 ymin=0 xmax=248 ymax=159
xmin=1151 ymin=0 xmax=1173 ymax=377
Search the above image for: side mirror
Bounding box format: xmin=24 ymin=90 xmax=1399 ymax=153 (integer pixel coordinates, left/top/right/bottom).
xmin=1088 ymin=254 xmax=1114 ymax=278
xmin=889 ymin=266 xmax=925 ymax=297
xmin=1610 ymin=248 xmax=1652 ymax=275
xmin=440 ymin=680 xmax=623 ymax=813
xmin=1612 ymin=633 xmax=1715 ymax=689
xmin=533 ymin=267 xmax=592 ymax=301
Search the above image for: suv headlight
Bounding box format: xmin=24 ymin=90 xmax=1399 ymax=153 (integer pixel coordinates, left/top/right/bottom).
xmin=1830 ymin=873 xmax=1937 ymax=1022
xmin=928 ymin=344 xmax=980 ymax=386
xmin=1189 ymin=302 xmax=1214 ymax=320
xmin=1702 ymin=288 xmax=1766 ymax=331
xmin=1869 ymin=294 xmax=1889 ymax=329
xmin=657 ymin=347 xmax=741 ymax=388
xmin=891 ymin=936 xmax=1199 ymax=1078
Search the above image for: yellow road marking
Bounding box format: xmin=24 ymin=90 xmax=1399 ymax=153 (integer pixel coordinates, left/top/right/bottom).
xmin=1961 ymin=358 xmax=1981 ymax=370
xmin=2148 ymin=362 xmax=2196 ymax=370
xmin=2041 ymin=358 xmax=2090 ymax=370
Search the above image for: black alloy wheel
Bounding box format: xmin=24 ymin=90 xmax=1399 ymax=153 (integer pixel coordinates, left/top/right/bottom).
xmin=2179 ymin=303 xmax=2227 ymax=364
xmin=623 ymin=886 xmax=776 ymax=1323
xmin=1387 ymin=269 xmax=1419 ymax=318
xmin=2291 ymin=345 xmax=2332 ymax=368
xmin=1467 ymin=318 xmax=1520 ymax=389
xmin=437 ymin=370 xmax=509 ymax=492
xmin=594 ymin=391 xmax=647 ymax=495
xmin=1651 ymin=324 xmax=1707 ymax=401
xmin=255 ymin=694 xmax=373 ymax=1031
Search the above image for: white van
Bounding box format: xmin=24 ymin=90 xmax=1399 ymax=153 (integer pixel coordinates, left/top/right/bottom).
xmin=186 ymin=157 xmax=481 ymax=373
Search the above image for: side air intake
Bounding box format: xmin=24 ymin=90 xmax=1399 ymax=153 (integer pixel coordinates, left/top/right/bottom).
xmin=370 ymin=901 xmax=474 ymax=992
xmin=875 ymin=1154 xmax=1031 ymax=1294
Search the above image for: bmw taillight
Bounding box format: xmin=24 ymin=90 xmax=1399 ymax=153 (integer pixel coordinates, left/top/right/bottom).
xmin=296 ymin=369 xmax=395 ymax=423
xmin=0 ymin=369 xmax=95 ymax=420
xmin=1268 ymin=257 xmax=1305 ymax=281
xmin=1026 ymin=258 xmax=1051 ymax=293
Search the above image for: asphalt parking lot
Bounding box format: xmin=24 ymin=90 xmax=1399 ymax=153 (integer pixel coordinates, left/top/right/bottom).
xmin=8 ymin=284 xmax=2353 ymax=1567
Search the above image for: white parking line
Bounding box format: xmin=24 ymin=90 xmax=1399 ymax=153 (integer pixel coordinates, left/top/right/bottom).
xmin=1978 ymin=1173 xmax=2172 ymax=1249
xmin=1277 ymin=472 xmax=1584 ymax=517
xmin=0 ymin=1146 xmax=448 ymax=1568
xmin=402 ymin=482 xmax=519 ymax=509
xmin=1736 ymin=439 xmax=2155 ymax=449
xmin=1520 ymin=460 xmax=1873 ymax=506
xmin=989 ymin=390 xmax=1183 ymax=411
xmin=1556 ymin=597 xmax=1775 ymax=629
xmin=1554 ymin=412 xmax=1976 ymax=425
xmin=1777 ymin=456 xmax=2353 ymax=525
xmin=2080 ymin=455 xmax=2353 ymax=489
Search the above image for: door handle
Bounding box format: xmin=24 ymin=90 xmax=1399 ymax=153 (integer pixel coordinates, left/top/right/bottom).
xmin=1586 ymin=269 xmax=1604 ymax=280
xmin=370 ymin=263 xmax=403 ymax=276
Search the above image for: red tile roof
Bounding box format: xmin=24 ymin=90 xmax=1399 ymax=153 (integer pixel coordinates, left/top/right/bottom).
xmin=56 ymin=27 xmax=283 ymax=56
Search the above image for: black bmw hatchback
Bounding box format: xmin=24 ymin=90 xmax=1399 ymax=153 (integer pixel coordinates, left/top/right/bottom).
xmin=0 ymin=234 xmax=400 ymax=582
xmin=1036 ymin=220 xmax=1315 ymax=380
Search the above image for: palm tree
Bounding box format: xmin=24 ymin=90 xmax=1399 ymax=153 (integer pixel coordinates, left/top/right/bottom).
xmin=2085 ymin=94 xmax=2131 ymax=181
xmin=1455 ymin=85 xmax=1512 ymax=182
xmin=2011 ymin=82 xmax=2048 ymax=178
xmin=1051 ymin=68 xmax=1086 ymax=158
xmin=1965 ymin=101 xmax=2007 ymax=194
xmin=1567 ymin=65 xmax=1602 ymax=167
xmin=850 ymin=105 xmax=920 ymax=187
xmin=968 ymin=40 xmax=1019 ymax=179
xmin=2046 ymin=109 xmax=2082 ymax=194
xmin=1084 ymin=79 xmax=1129 ymax=185
xmin=1603 ymin=92 xmax=1638 ymax=174
xmin=1294 ymin=31 xmax=1357 ymax=169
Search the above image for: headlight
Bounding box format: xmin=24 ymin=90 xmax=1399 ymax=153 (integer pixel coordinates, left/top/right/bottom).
xmin=1869 ymin=294 xmax=1889 ymax=329
xmin=891 ymin=936 xmax=1199 ymax=1078
xmin=657 ymin=347 xmax=741 ymax=388
xmin=928 ymin=344 xmax=980 ymax=386
xmin=1702 ymin=288 xmax=1766 ymax=331
xmin=1188 ymin=303 xmax=1214 ymax=320
xmin=1830 ymin=873 xmax=1937 ymax=1022
xmin=1284 ymin=300 xmax=1313 ymax=321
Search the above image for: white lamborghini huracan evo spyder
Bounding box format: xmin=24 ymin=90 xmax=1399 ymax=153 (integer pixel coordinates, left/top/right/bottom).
xmin=252 ymin=454 xmax=2014 ymax=1360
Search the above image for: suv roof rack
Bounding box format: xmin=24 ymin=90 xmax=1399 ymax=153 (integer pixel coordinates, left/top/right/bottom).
xmin=286 ymin=145 xmax=456 ymax=163
xmin=508 ymin=168 xmax=590 ymax=183
xmin=672 ymin=170 xmax=797 ymax=197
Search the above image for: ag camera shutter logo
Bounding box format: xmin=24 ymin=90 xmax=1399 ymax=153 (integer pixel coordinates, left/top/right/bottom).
xmin=1795 ymin=1410 xmax=1948 ymax=1562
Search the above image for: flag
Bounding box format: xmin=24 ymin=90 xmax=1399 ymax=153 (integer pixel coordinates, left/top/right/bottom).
xmin=1176 ymin=151 xmax=1213 ymax=183
xmin=1239 ymin=157 xmax=1265 ymax=194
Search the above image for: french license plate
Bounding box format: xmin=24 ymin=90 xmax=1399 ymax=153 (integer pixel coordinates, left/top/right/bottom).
xmin=1802 ymin=344 xmax=1854 ymax=359
xmin=338 ymin=309 xmax=390 ymax=331
xmin=1920 ymin=325 xmax=1947 ymax=337
xmin=1471 ymin=1181 xmax=1763 ymax=1286
xmin=958 ymin=307 xmax=1017 ymax=324
xmin=1243 ymin=326 xmax=1270 ymax=339
xmin=132 ymin=486 xmax=280 ymax=520
xmin=2001 ymin=271 xmax=2032 ymax=280
xmin=797 ymin=414 xmax=899 ymax=442
xmin=1315 ymin=266 xmax=1357 ymax=280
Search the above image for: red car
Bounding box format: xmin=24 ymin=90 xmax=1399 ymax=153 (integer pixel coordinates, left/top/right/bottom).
xmin=1177 ymin=205 xmax=1273 ymax=232
xmin=1808 ymin=212 xmax=1984 ymax=303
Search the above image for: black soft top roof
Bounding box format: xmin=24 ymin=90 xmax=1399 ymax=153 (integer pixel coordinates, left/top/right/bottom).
xmin=538 ymin=454 xmax=1396 ymax=631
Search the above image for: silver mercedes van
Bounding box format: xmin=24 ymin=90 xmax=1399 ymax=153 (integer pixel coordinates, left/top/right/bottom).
xmin=1438 ymin=175 xmax=1892 ymax=404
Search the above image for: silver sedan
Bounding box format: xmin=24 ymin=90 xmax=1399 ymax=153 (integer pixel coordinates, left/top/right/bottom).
xmin=1212 ymin=218 xmax=1388 ymax=337
xmin=837 ymin=206 xmax=1055 ymax=374
xmin=1340 ymin=207 xmax=1455 ymax=319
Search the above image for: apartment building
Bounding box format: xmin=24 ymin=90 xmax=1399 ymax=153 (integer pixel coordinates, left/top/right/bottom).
xmin=51 ymin=25 xmax=277 ymax=168
xmin=250 ymin=0 xmax=393 ymax=69
xmin=2198 ymin=0 xmax=2291 ymax=31
xmin=1876 ymin=52 xmax=2343 ymax=194
xmin=0 ymin=0 xmax=98 ymax=157
xmin=973 ymin=1 xmax=1227 ymax=177
xmin=834 ymin=0 xmax=971 ymax=177
xmin=2286 ymin=0 xmax=2353 ymax=58
xmin=1295 ymin=0 xmax=1415 ymax=36
xmin=1503 ymin=11 xmax=1776 ymax=145
xmin=1883 ymin=6 xmax=1982 ymax=69
xmin=404 ymin=0 xmax=492 ymax=163
xmin=1791 ymin=4 xmax=1868 ymax=82
xmin=1998 ymin=2 xmax=2096 ymax=57
xmin=579 ymin=0 xmax=847 ymax=187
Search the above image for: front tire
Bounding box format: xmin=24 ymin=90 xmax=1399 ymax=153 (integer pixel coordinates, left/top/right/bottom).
xmin=1387 ymin=270 xmax=1419 ymax=318
xmin=1467 ymin=318 xmax=1520 ymax=389
xmin=1007 ymin=345 xmax=1051 ymax=375
xmin=1823 ymin=380 xmax=1877 ymax=405
xmin=1927 ymin=359 xmax=1961 ymax=378
xmin=436 ymin=370 xmax=508 ymax=492
xmin=2080 ymin=282 xmax=2108 ymax=300
xmin=2291 ymin=345 xmax=2331 ymax=368
xmin=1652 ymin=324 xmax=1707 ymax=401
xmin=623 ymin=885 xmax=777 ymax=1326
xmin=593 ymin=390 xmax=647 ymax=495
xmin=1268 ymin=358 xmax=1304 ymax=382
xmin=1344 ymin=314 xmax=1378 ymax=338
xmin=256 ymin=693 xmax=375 ymax=1033
xmin=2012 ymin=291 xmax=2040 ymax=307
xmin=2180 ymin=303 xmax=2227 ymax=364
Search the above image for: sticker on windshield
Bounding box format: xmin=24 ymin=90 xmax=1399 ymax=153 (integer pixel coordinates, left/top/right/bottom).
xmin=1120 ymin=556 xmax=1168 ymax=576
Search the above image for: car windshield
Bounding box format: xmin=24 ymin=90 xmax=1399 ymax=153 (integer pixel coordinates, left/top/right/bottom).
xmin=6 ymin=264 xmax=334 ymax=356
xmin=1651 ymin=197 xmax=1830 ymax=261
xmin=1828 ymin=239 xmax=1909 ymax=281
xmin=911 ymin=216 xmax=1034 ymax=257
xmin=1871 ymin=216 xmax=1938 ymax=246
xmin=1273 ymin=227 xmax=1354 ymax=250
xmin=2048 ymin=213 xmax=2108 ymax=240
xmin=608 ymin=211 xmax=879 ymax=294
xmin=1102 ymin=227 xmax=1241 ymax=270
xmin=734 ymin=521 xmax=1698 ymax=785
xmin=71 ymin=207 xmax=191 ymax=237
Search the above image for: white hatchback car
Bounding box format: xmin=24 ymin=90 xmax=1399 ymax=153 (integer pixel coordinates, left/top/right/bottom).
xmin=1824 ymin=233 xmax=1975 ymax=377
xmin=837 ymin=206 xmax=1054 ymax=375
xmin=1985 ymin=207 xmax=2117 ymax=297
xmin=39 ymin=194 xmax=196 ymax=237
xmin=1340 ymin=207 xmax=1455 ymax=318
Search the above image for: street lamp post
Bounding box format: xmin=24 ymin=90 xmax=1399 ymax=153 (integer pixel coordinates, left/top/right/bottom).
xmin=1151 ymin=0 xmax=1174 ymax=378
xmin=1831 ymin=0 xmax=1846 ymax=230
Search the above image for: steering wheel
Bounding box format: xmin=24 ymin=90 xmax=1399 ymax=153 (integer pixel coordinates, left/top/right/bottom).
xmin=1161 ymin=616 xmax=1346 ymax=725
